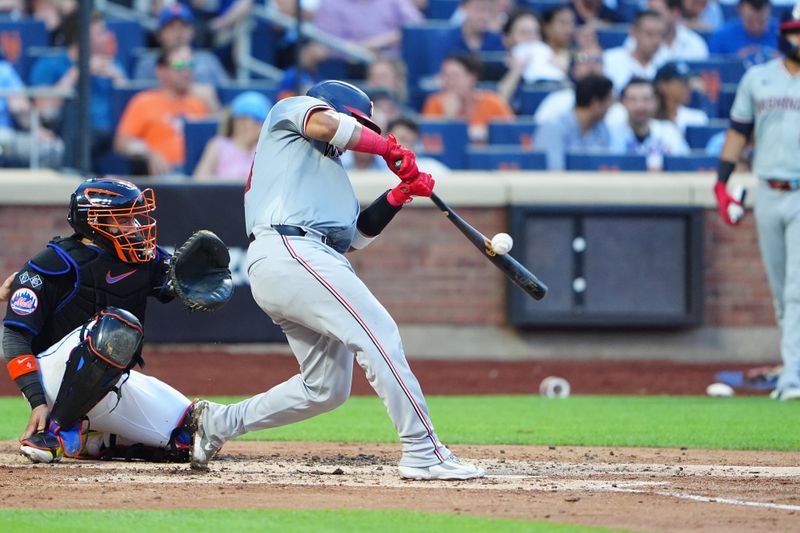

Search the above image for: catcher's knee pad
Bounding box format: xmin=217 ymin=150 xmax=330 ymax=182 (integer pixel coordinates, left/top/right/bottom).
xmin=49 ymin=307 xmax=144 ymax=432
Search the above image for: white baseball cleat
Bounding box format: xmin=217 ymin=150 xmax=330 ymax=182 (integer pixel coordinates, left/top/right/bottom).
xmin=398 ymin=454 xmax=485 ymax=480
xmin=190 ymin=400 xmax=219 ymax=471
xmin=772 ymin=388 xmax=800 ymax=401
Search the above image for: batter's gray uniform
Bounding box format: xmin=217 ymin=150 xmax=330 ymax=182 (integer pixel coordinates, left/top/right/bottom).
xmin=730 ymin=58 xmax=800 ymax=395
xmin=199 ymin=96 xmax=451 ymax=466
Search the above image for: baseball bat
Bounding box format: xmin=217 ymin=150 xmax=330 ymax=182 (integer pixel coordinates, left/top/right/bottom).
xmin=428 ymin=192 xmax=548 ymax=301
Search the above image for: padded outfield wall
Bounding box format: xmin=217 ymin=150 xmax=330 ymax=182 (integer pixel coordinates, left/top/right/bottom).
xmin=0 ymin=170 xmax=776 ymax=362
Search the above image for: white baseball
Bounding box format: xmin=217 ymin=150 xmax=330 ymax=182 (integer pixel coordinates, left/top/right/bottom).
xmin=705 ymin=382 xmax=735 ymax=397
xmin=490 ymin=233 xmax=513 ymax=255
xmin=539 ymin=376 xmax=571 ymax=398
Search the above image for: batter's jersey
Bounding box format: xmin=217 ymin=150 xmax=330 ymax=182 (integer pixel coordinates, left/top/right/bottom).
xmin=729 ymin=59 xmax=800 ymax=178
xmin=3 ymin=236 xmax=172 ymax=355
xmin=244 ymin=96 xmax=360 ymax=237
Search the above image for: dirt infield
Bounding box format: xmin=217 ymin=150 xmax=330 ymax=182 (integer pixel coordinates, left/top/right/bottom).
xmin=1 ymin=441 xmax=798 ymax=532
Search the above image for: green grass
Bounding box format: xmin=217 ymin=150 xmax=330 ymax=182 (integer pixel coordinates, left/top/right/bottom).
xmin=0 ymin=509 xmax=629 ymax=533
xmin=1 ymin=395 xmax=797 ymax=450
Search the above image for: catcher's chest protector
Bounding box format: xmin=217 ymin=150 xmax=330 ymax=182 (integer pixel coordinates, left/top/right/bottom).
xmin=28 ymin=237 xmax=155 ymax=353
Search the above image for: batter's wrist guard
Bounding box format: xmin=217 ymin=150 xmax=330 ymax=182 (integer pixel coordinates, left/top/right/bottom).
xmin=717 ymin=160 xmax=735 ymax=184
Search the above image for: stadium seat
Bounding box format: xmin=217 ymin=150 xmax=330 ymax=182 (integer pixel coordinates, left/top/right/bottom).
xmin=685 ymin=122 xmax=727 ymax=149
xmin=662 ymin=154 xmax=719 ymax=171
xmin=521 ymin=0 xmax=569 ymax=15
xmin=110 ymin=83 xmax=157 ymax=126
xmin=717 ymin=86 xmax=737 ymax=119
xmin=597 ymin=25 xmax=630 ymax=50
xmin=686 ymin=57 xmax=746 ymax=84
xmin=518 ymin=84 xmax=563 ymax=115
xmin=417 ymin=119 xmax=469 ymax=169
xmin=0 ymin=19 xmax=48 ymax=83
xmin=106 ymin=18 xmax=144 ymax=76
xmin=216 ymin=82 xmax=278 ymax=106
xmin=566 ymin=152 xmax=648 ymax=171
xmin=487 ymin=119 xmax=537 ymax=148
xmin=184 ymin=119 xmax=220 ymax=176
xmin=402 ymin=22 xmax=455 ymax=95
xmin=466 ymin=146 xmax=547 ymax=170
xmin=427 ymin=0 xmax=459 ymax=19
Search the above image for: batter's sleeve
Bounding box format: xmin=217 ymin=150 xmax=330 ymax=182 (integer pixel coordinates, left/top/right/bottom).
xmin=267 ymin=96 xmax=331 ymax=139
xmin=729 ymin=69 xmax=755 ymax=124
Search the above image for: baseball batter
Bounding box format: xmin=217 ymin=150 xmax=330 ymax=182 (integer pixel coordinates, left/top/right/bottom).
xmin=714 ymin=4 xmax=800 ymax=401
xmin=191 ymin=80 xmax=484 ymax=480
xmin=2 ymin=178 xmax=195 ymax=462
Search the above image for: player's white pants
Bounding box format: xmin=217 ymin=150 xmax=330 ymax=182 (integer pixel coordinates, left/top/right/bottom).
xmin=754 ymin=180 xmax=800 ymax=392
xmin=201 ymin=231 xmax=451 ymax=467
xmin=37 ymin=324 xmax=192 ymax=448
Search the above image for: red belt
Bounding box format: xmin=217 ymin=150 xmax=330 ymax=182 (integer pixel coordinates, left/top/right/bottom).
xmin=765 ymin=179 xmax=800 ymax=191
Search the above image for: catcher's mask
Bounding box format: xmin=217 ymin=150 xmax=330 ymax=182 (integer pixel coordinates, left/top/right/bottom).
xmin=68 ymin=178 xmax=157 ymax=264
xmin=306 ymin=80 xmax=382 ymax=134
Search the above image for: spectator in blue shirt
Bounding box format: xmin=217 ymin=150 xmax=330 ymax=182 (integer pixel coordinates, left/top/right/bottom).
xmin=445 ymin=0 xmax=506 ymax=55
xmin=709 ymin=0 xmax=780 ymax=65
xmin=534 ymin=74 xmax=616 ymax=170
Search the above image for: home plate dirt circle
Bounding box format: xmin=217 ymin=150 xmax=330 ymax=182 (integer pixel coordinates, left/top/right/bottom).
xmin=1 ymin=441 xmax=798 ymax=532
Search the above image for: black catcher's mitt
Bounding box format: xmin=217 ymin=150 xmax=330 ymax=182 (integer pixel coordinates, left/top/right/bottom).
xmin=169 ymin=230 xmax=233 ymax=312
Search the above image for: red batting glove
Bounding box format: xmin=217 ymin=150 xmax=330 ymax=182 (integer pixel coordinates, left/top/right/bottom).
xmin=382 ymin=134 xmax=419 ymax=181
xmin=387 ymin=172 xmax=435 ymax=206
xmin=714 ymin=181 xmax=743 ymax=225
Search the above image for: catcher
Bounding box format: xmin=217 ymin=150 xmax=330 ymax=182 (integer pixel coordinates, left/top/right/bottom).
xmin=1 ymin=177 xmax=232 ymax=463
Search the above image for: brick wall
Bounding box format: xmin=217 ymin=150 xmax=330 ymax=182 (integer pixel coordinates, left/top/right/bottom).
xmin=0 ymin=204 xmax=776 ymax=328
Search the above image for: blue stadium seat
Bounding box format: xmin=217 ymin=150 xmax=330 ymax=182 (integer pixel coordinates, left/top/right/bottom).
xmin=521 ymin=0 xmax=570 ymax=16
xmin=717 ymin=86 xmax=737 ymax=119
xmin=110 ymin=83 xmax=157 ymax=126
xmin=106 ymin=18 xmax=144 ymax=76
xmin=518 ymin=84 xmax=562 ymax=115
xmin=616 ymin=0 xmax=641 ymax=22
xmin=417 ymin=119 xmax=469 ymax=169
xmin=663 ymin=154 xmax=719 ymax=171
xmin=184 ymin=119 xmax=220 ymax=176
xmin=487 ymin=119 xmax=537 ymax=148
xmin=427 ymin=0 xmax=459 ymax=19
xmin=720 ymin=3 xmax=738 ymax=20
xmin=0 ymin=19 xmax=48 ymax=83
xmin=466 ymin=146 xmax=547 ymax=170
xmin=685 ymin=122 xmax=727 ymax=149
xmin=402 ymin=22 xmax=455 ymax=95
xmin=597 ymin=25 xmax=630 ymax=49
xmin=686 ymin=57 xmax=746 ymax=84
xmin=566 ymin=152 xmax=648 ymax=171
xmin=216 ymin=82 xmax=278 ymax=106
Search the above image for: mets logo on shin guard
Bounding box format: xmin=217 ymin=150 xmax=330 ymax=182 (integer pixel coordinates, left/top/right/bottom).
xmin=10 ymin=288 xmax=38 ymax=316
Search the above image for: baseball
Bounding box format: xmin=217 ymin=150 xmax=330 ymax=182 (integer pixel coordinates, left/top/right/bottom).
xmin=539 ymin=376 xmax=571 ymax=398
xmin=706 ymin=382 xmax=735 ymax=397
xmin=490 ymin=233 xmax=513 ymax=255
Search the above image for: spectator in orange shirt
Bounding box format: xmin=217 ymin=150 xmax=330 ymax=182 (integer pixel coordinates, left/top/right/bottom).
xmin=422 ymin=54 xmax=514 ymax=143
xmin=114 ymin=44 xmax=210 ymax=176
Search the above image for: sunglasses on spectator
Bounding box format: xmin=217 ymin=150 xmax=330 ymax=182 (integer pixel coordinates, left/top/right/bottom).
xmin=171 ymin=59 xmax=195 ymax=71
xmin=574 ymin=52 xmax=602 ymax=64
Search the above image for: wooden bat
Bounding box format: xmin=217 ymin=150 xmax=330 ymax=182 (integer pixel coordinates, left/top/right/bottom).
xmin=429 ymin=192 xmax=548 ymax=301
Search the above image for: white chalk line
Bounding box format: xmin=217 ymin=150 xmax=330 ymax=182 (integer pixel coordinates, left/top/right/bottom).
xmin=611 ymin=487 xmax=800 ymax=512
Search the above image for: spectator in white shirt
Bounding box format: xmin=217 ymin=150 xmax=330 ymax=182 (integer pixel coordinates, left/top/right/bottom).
xmin=603 ymin=10 xmax=668 ymax=91
xmin=611 ymin=77 xmax=690 ymax=170
xmin=653 ymin=61 xmax=709 ymax=133
xmin=625 ymin=0 xmax=710 ymax=61
xmin=533 ymin=49 xmax=606 ymax=124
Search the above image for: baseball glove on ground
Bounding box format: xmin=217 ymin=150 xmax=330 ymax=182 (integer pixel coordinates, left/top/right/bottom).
xmin=169 ymin=230 xmax=233 ymax=312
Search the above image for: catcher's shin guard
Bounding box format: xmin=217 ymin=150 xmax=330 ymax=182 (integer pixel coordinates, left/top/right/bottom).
xmin=49 ymin=307 xmax=144 ymax=433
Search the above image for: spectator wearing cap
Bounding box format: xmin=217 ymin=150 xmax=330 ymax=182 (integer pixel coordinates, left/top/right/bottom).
xmin=709 ymin=0 xmax=780 ymax=64
xmin=534 ymin=74 xmax=616 ymax=170
xmin=654 ymin=61 xmax=708 ymax=133
xmin=422 ymin=53 xmax=515 ymax=143
xmin=610 ymin=77 xmax=689 ymax=170
xmin=444 ymin=0 xmax=506 ymax=56
xmin=134 ymin=4 xmax=230 ymax=85
xmin=115 ymin=45 xmax=211 ymax=176
xmin=627 ymin=0 xmax=709 ymax=62
xmin=194 ymin=91 xmax=271 ymax=181
xmin=603 ymin=10 xmax=668 ymax=92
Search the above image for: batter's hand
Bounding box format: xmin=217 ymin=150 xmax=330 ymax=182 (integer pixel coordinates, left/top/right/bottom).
xmin=20 ymin=404 xmax=49 ymax=441
xmin=0 ymin=272 xmax=15 ymax=302
xmin=714 ymin=181 xmax=744 ymax=225
xmin=387 ymin=172 xmax=435 ymax=205
xmin=383 ymin=134 xmax=418 ymax=181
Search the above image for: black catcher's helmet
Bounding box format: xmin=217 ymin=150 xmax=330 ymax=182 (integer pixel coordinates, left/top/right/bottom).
xmin=306 ymin=80 xmax=382 ymax=134
xmin=68 ymin=178 xmax=157 ymax=263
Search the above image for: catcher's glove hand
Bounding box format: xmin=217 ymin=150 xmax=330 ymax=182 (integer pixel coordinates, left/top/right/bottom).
xmin=168 ymin=230 xmax=233 ymax=312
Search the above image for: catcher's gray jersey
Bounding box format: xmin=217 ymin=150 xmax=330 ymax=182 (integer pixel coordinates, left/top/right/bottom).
xmin=244 ymin=96 xmax=360 ymax=239
xmin=729 ymin=58 xmax=800 ymax=178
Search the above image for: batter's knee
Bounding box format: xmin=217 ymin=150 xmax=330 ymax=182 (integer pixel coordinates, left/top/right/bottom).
xmin=305 ymin=380 xmax=350 ymax=412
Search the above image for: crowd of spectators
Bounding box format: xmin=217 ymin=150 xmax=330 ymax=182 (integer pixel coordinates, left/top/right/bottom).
xmin=0 ymin=0 xmax=792 ymax=177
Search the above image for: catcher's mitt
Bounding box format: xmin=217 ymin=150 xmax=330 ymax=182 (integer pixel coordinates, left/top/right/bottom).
xmin=168 ymin=230 xmax=233 ymax=312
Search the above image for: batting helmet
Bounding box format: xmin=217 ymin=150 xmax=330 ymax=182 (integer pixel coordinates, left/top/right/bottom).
xmin=779 ymin=3 xmax=800 ymax=58
xmin=68 ymin=178 xmax=157 ymax=264
xmin=306 ymin=80 xmax=382 ymax=134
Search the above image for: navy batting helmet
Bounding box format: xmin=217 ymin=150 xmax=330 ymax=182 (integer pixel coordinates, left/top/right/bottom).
xmin=306 ymin=80 xmax=382 ymax=134
xmin=779 ymin=3 xmax=800 ymax=58
xmin=68 ymin=178 xmax=157 ymax=264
